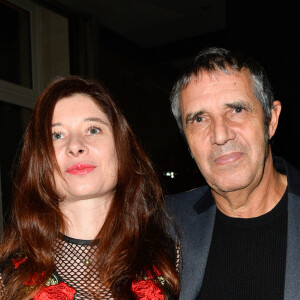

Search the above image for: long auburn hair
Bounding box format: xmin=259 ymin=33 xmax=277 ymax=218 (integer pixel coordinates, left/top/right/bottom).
xmin=0 ymin=75 xmax=179 ymax=299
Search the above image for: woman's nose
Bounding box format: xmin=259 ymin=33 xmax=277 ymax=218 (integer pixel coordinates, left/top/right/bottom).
xmin=65 ymin=136 xmax=88 ymax=157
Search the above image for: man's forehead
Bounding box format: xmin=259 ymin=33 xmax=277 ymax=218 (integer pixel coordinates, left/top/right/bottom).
xmin=180 ymin=69 xmax=259 ymax=115
xmin=189 ymin=68 xmax=251 ymax=86
xmin=182 ymin=69 xmax=253 ymax=98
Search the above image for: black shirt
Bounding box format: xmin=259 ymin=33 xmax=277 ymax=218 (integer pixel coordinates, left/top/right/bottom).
xmin=198 ymin=188 xmax=288 ymax=300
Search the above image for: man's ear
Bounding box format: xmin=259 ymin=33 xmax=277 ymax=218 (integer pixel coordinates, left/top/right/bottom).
xmin=268 ymin=100 xmax=281 ymax=139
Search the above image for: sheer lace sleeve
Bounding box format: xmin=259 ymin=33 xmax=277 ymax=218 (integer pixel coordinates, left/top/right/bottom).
xmin=175 ymin=243 xmax=180 ymax=273
xmin=0 ymin=273 xmax=8 ymax=300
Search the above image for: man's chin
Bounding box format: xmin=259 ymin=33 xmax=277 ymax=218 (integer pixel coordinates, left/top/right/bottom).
xmin=209 ymin=177 xmax=251 ymax=194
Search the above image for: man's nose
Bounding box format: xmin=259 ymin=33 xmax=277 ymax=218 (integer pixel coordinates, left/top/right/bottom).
xmin=210 ymin=117 xmax=236 ymax=145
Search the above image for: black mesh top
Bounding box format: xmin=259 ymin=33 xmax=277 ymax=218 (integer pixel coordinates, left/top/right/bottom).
xmin=52 ymin=235 xmax=113 ymax=299
xmin=1 ymin=235 xmax=178 ymax=299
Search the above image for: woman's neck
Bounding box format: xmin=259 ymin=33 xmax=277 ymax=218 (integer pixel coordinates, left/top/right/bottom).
xmin=59 ymin=197 xmax=111 ymax=240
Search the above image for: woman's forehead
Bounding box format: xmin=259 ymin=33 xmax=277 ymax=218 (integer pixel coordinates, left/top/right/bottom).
xmin=53 ymin=94 xmax=109 ymax=124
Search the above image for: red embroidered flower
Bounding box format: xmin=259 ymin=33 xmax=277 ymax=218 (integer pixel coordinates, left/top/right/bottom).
xmin=153 ymin=266 xmax=161 ymax=276
xmin=12 ymin=257 xmax=27 ymax=269
xmin=131 ymin=279 xmax=164 ymax=300
xmin=148 ymin=266 xmax=161 ymax=278
xmin=34 ymin=282 xmax=76 ymax=300
xmin=24 ymin=272 xmax=46 ymax=286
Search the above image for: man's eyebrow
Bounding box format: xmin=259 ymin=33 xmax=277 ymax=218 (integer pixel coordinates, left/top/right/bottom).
xmin=225 ymin=101 xmax=253 ymax=111
xmin=185 ymin=110 xmax=205 ymax=124
xmin=183 ymin=101 xmax=252 ymax=125
xmin=51 ymin=118 xmax=110 ymax=127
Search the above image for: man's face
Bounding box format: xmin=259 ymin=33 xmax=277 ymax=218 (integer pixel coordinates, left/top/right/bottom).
xmin=180 ymin=69 xmax=272 ymax=194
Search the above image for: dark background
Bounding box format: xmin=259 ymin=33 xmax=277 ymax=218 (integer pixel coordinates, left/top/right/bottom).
xmin=1 ymin=0 xmax=299 ymax=214
xmin=65 ymin=0 xmax=300 ymax=195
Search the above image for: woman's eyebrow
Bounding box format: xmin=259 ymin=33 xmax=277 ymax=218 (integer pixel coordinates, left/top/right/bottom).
xmin=84 ymin=117 xmax=109 ymax=126
xmin=52 ymin=123 xmax=62 ymax=127
xmin=51 ymin=118 xmax=110 ymax=127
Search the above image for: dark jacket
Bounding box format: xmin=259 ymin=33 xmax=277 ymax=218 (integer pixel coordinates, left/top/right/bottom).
xmin=166 ymin=157 xmax=300 ymax=300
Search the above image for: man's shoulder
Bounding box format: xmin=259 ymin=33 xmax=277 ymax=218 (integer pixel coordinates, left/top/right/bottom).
xmin=165 ymin=185 xmax=210 ymax=215
xmin=275 ymin=156 xmax=300 ymax=196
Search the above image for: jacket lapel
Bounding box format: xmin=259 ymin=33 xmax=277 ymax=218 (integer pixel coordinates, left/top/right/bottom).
xmin=284 ymin=192 xmax=300 ymax=299
xmin=179 ymin=191 xmax=216 ymax=300
xmin=274 ymin=157 xmax=300 ymax=299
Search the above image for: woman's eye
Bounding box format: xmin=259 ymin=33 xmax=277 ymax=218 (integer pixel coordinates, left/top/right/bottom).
xmin=52 ymin=132 xmax=64 ymax=140
xmin=88 ymin=127 xmax=101 ymax=135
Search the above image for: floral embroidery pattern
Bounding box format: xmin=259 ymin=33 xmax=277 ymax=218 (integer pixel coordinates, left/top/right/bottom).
xmin=24 ymin=272 xmax=46 ymax=286
xmin=45 ymin=274 xmax=59 ymax=287
xmin=12 ymin=257 xmax=46 ymax=286
xmin=131 ymin=266 xmax=165 ymax=300
xmin=131 ymin=279 xmax=164 ymax=300
xmin=12 ymin=256 xmax=76 ymax=299
xmin=34 ymin=282 xmax=76 ymax=300
xmin=12 ymin=257 xmax=27 ymax=269
xmin=12 ymin=257 xmax=165 ymax=299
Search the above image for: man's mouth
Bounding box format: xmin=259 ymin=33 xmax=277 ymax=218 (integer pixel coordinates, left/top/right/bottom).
xmin=214 ymin=152 xmax=244 ymax=165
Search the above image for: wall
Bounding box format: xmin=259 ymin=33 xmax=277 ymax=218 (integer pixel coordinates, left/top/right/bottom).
xmin=0 ymin=0 xmax=70 ymax=230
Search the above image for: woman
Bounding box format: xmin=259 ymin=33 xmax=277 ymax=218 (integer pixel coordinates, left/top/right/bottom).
xmin=0 ymin=75 xmax=179 ymax=299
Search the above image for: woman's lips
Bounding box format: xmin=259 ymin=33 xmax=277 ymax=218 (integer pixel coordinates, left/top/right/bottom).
xmin=214 ymin=152 xmax=244 ymax=165
xmin=65 ymin=164 xmax=96 ymax=175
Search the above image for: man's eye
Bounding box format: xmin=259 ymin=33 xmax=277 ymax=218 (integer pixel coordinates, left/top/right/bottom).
xmin=233 ymin=106 xmax=244 ymax=113
xmin=88 ymin=126 xmax=101 ymax=135
xmin=194 ymin=115 xmax=203 ymax=123
xmin=52 ymin=132 xmax=63 ymax=140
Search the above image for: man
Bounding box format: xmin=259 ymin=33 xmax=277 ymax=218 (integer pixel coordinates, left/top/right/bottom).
xmin=166 ymin=47 xmax=300 ymax=300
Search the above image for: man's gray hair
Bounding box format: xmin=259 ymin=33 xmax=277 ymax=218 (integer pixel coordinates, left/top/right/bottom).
xmin=170 ymin=47 xmax=274 ymax=136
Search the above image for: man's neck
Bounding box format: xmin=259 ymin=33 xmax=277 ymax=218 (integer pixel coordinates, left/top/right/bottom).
xmin=212 ymin=156 xmax=287 ymax=218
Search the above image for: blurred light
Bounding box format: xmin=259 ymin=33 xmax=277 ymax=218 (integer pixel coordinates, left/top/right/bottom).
xmin=163 ymin=171 xmax=177 ymax=179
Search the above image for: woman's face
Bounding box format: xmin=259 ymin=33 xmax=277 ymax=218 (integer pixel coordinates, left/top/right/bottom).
xmin=52 ymin=94 xmax=118 ymax=202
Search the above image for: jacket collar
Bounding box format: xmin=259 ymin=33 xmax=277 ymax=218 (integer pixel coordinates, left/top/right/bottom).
xmin=193 ymin=187 xmax=214 ymax=214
